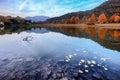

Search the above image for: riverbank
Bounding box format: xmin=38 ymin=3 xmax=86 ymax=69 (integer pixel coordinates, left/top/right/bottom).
xmin=43 ymin=24 xmax=120 ymax=29
xmin=3 ymin=23 xmax=120 ymax=29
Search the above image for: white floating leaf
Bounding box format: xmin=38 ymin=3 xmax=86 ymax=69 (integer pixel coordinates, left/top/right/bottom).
xmin=85 ymin=70 xmax=89 ymax=73
xmin=73 ymin=53 xmax=77 ymax=56
xmin=91 ymin=65 xmax=94 ymax=67
xmin=78 ymin=70 xmax=83 ymax=74
xmin=87 ymin=60 xmax=91 ymax=64
xmin=84 ymin=65 xmax=88 ymax=68
xmin=101 ymin=58 xmax=107 ymax=61
xmin=79 ymin=62 xmax=82 ymax=64
xmin=102 ymin=66 xmax=108 ymax=71
xmin=65 ymin=59 xmax=70 ymax=62
xmin=78 ymin=63 xmax=81 ymax=66
xmin=104 ymin=67 xmax=108 ymax=71
xmin=91 ymin=60 xmax=96 ymax=64
xmin=81 ymin=59 xmax=85 ymax=63
xmin=68 ymin=55 xmax=73 ymax=58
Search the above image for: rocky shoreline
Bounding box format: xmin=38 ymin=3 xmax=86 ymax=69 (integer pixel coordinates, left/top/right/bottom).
xmin=0 ymin=54 xmax=119 ymax=80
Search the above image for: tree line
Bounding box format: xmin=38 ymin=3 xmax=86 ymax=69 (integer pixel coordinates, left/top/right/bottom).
xmin=0 ymin=16 xmax=32 ymax=26
xmin=48 ymin=12 xmax=120 ymax=24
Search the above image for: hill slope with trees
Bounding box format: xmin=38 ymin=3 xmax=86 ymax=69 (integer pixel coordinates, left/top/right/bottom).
xmin=46 ymin=0 xmax=120 ymax=24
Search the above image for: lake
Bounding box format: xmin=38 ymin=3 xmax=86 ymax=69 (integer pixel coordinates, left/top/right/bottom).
xmin=0 ymin=27 xmax=120 ymax=80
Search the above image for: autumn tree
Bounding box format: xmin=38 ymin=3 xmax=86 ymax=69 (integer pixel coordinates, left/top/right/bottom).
xmin=114 ymin=15 xmax=120 ymax=23
xmin=63 ymin=19 xmax=71 ymax=24
xmin=82 ymin=16 xmax=87 ymax=23
xmin=109 ymin=14 xmax=116 ymax=23
xmin=109 ymin=13 xmax=120 ymax=23
xmin=88 ymin=13 xmax=96 ymax=24
xmin=70 ymin=16 xmax=76 ymax=24
xmin=75 ymin=16 xmax=80 ymax=24
xmin=98 ymin=12 xmax=107 ymax=24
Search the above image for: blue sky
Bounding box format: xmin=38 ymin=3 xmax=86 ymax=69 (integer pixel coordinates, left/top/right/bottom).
xmin=0 ymin=0 xmax=107 ymax=17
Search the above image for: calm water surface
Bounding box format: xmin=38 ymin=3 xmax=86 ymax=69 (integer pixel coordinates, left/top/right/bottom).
xmin=0 ymin=27 xmax=120 ymax=80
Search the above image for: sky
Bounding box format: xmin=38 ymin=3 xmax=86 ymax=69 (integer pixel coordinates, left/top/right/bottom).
xmin=0 ymin=0 xmax=107 ymax=18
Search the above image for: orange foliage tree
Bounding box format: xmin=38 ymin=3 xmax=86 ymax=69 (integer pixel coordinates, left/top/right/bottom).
xmin=75 ymin=16 xmax=80 ymax=24
xmin=67 ymin=16 xmax=80 ymax=24
xmin=114 ymin=15 xmax=120 ymax=23
xmin=109 ymin=13 xmax=120 ymax=23
xmin=109 ymin=14 xmax=117 ymax=23
xmin=88 ymin=13 xmax=96 ymax=24
xmin=62 ymin=19 xmax=69 ymax=24
xmin=82 ymin=16 xmax=88 ymax=23
xmin=98 ymin=12 xmax=107 ymax=24
xmin=70 ymin=16 xmax=76 ymax=24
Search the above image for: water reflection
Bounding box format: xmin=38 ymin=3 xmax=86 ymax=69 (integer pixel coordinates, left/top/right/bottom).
xmin=0 ymin=27 xmax=120 ymax=80
xmin=48 ymin=27 xmax=120 ymax=51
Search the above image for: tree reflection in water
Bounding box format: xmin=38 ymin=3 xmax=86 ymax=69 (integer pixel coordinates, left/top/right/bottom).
xmin=48 ymin=27 xmax=120 ymax=52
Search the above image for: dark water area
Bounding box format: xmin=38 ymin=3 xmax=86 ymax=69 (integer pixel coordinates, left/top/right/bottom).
xmin=0 ymin=27 xmax=120 ymax=80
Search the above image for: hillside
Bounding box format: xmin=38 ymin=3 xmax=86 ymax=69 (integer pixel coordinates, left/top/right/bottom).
xmin=46 ymin=0 xmax=120 ymax=23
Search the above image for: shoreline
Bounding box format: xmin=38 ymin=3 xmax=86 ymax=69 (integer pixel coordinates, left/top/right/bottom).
xmin=43 ymin=23 xmax=120 ymax=29
xmin=3 ymin=23 xmax=120 ymax=29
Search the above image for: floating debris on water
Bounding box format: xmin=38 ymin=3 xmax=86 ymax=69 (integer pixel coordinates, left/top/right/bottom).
xmin=81 ymin=59 xmax=85 ymax=63
xmin=78 ymin=61 xmax=82 ymax=65
xmin=78 ymin=63 xmax=81 ymax=66
xmin=85 ymin=70 xmax=89 ymax=73
xmin=91 ymin=64 xmax=94 ymax=67
xmin=91 ymin=60 xmax=96 ymax=64
xmin=73 ymin=53 xmax=77 ymax=56
xmin=65 ymin=59 xmax=70 ymax=62
xmin=68 ymin=54 xmax=73 ymax=59
xmin=100 ymin=58 xmax=107 ymax=61
xmin=65 ymin=53 xmax=78 ymax=63
xmin=104 ymin=67 xmax=108 ymax=71
xmin=64 ymin=51 xmax=109 ymax=74
xmin=84 ymin=65 xmax=88 ymax=68
xmin=87 ymin=60 xmax=91 ymax=64
xmin=78 ymin=70 xmax=83 ymax=74
xmin=102 ymin=66 xmax=108 ymax=71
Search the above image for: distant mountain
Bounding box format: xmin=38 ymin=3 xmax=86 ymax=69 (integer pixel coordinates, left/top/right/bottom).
xmin=46 ymin=0 xmax=120 ymax=23
xmin=25 ymin=16 xmax=50 ymax=22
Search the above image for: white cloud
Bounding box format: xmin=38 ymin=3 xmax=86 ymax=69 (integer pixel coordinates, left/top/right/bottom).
xmin=19 ymin=0 xmax=30 ymax=11
xmin=0 ymin=0 xmax=107 ymax=17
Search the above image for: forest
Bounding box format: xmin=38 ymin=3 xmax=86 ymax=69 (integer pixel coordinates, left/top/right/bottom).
xmin=46 ymin=12 xmax=120 ymax=25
